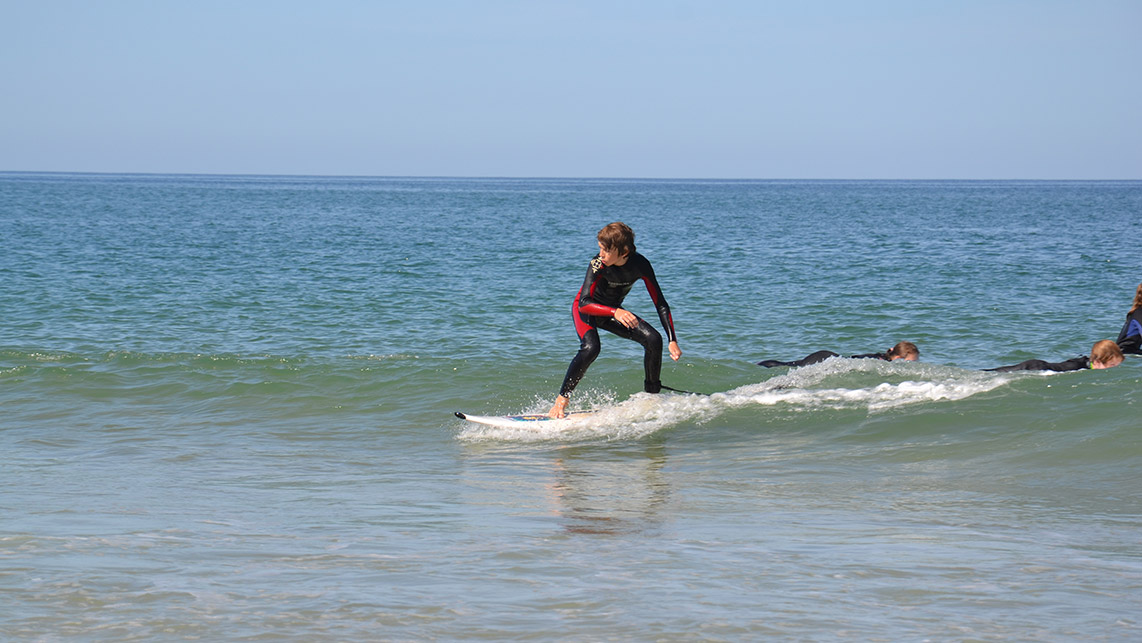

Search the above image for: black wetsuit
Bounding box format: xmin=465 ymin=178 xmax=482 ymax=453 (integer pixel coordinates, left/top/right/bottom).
xmin=758 ymin=350 xmax=889 ymax=368
xmin=1116 ymin=309 xmax=1142 ymax=354
xmin=985 ymin=356 xmax=1090 ymax=373
xmin=558 ymin=252 xmax=677 ymax=397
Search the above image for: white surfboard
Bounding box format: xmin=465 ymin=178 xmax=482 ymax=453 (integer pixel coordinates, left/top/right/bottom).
xmin=454 ymin=410 xmax=597 ymax=428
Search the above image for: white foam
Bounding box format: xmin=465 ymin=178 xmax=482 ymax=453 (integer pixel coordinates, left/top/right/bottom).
xmin=456 ymin=359 xmax=1015 ymax=441
xmin=724 ymin=359 xmax=1010 ymax=413
xmin=457 ymin=392 xmax=713 ymax=442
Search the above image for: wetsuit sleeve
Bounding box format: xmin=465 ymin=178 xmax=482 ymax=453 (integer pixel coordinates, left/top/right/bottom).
xmin=1043 ymin=357 xmax=1091 ymax=372
xmin=1117 ymin=312 xmax=1142 ymax=344
xmin=986 ymin=356 xmax=1089 ymax=372
xmin=758 ymin=350 xmax=841 ymax=367
xmin=638 ymin=257 xmax=678 ymax=344
xmin=985 ymin=359 xmax=1049 ymax=372
xmin=576 ymin=257 xmax=617 ymax=317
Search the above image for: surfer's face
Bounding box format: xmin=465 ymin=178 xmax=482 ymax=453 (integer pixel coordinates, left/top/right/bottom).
xmin=1092 ymin=355 xmax=1124 ymax=369
xmin=597 ymin=242 xmax=629 ymax=266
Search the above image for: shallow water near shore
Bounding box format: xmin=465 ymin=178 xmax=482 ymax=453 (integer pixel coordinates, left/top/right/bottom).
xmin=2 ymin=173 xmax=1141 ymax=640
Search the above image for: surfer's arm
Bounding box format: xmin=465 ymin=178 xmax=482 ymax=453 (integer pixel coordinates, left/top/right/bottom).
xmin=986 ymin=357 xmax=1088 ymax=372
xmin=640 ymin=277 xmax=681 ymax=360
xmin=849 ymin=352 xmax=889 ymax=360
xmin=579 ymin=301 xmax=618 ymax=317
xmin=638 ymin=264 xmax=678 ymax=345
xmin=1118 ymin=315 xmax=1142 ymax=344
xmin=577 ymin=302 xmax=639 ymax=330
xmin=576 ymin=257 xmax=622 ymax=318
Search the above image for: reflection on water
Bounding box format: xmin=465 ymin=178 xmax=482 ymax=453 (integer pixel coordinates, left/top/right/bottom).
xmin=547 ymin=443 xmax=671 ymax=535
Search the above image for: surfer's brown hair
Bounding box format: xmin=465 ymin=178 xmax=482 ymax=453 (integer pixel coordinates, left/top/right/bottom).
xmin=597 ymin=222 xmax=635 ymax=258
xmin=886 ymin=341 xmax=920 ymax=361
xmin=1090 ymin=339 xmax=1123 ymax=367
xmin=1131 ymin=283 xmax=1142 ymax=314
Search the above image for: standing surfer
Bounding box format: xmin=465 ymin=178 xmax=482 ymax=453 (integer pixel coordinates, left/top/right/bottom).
xmin=548 ymin=222 xmax=682 ymax=418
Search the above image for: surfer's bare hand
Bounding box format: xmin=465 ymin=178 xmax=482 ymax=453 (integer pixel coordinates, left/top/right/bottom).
xmin=614 ymin=308 xmax=637 ymax=328
xmin=669 ymin=341 xmax=682 ymax=361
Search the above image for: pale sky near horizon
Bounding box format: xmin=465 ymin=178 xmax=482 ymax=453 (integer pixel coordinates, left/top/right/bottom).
xmin=2 ymin=1 xmax=1139 ymax=179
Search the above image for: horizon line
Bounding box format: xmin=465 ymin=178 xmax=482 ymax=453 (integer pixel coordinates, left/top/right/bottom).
xmin=2 ymin=170 xmax=1139 ymax=183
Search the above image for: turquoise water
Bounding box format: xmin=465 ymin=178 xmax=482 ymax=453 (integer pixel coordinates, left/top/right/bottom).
xmin=2 ymin=173 xmax=1141 ymax=640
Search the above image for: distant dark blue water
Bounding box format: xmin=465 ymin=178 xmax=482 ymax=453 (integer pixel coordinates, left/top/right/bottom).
xmin=2 ymin=173 xmax=1140 ymax=640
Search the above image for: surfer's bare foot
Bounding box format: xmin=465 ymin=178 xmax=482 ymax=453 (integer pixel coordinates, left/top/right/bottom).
xmin=548 ymin=395 xmax=568 ymax=418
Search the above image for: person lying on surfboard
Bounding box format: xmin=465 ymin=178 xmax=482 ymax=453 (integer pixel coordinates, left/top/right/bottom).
xmin=757 ymin=341 xmax=920 ymax=368
xmin=984 ymin=339 xmax=1124 ymax=372
xmin=548 ymin=222 xmax=682 ymax=418
xmin=1115 ymin=283 xmax=1142 ymax=355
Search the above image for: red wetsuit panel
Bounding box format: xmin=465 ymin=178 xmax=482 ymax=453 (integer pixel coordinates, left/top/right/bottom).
xmin=572 ymin=253 xmax=676 ymax=343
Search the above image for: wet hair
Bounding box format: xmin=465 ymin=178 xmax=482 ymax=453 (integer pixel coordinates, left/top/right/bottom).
xmin=1131 ymin=283 xmax=1142 ymax=314
xmin=1090 ymin=339 xmax=1123 ymax=366
xmin=597 ymin=222 xmax=636 ymax=258
xmin=886 ymin=341 xmax=920 ymax=361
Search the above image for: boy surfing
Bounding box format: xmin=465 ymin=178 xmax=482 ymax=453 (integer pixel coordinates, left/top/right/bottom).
xmin=549 ymin=223 xmax=682 ymax=418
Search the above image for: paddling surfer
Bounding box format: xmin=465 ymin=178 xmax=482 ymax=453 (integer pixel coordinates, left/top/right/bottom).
xmin=757 ymin=341 xmax=920 ymax=368
xmin=985 ymin=339 xmax=1124 ymax=372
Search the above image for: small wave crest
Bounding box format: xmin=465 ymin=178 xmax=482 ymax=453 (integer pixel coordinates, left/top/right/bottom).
xmin=724 ymin=358 xmax=1009 ymax=412
xmin=458 ymin=358 xmax=1012 ymax=442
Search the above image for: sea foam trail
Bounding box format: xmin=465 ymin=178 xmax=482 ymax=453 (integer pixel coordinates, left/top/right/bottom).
xmin=723 ymin=358 xmax=1011 ymax=412
xmin=457 ymin=358 xmax=1014 ymax=442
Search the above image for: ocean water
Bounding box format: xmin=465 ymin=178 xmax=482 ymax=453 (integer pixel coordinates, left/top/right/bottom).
xmin=1 ymin=173 xmax=1140 ymax=640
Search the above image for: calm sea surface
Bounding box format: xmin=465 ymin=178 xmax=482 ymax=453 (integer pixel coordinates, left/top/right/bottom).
xmin=1 ymin=173 xmax=1140 ymax=640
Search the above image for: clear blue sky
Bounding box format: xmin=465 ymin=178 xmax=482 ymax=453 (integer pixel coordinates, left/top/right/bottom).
xmin=3 ymin=1 xmax=1139 ymax=179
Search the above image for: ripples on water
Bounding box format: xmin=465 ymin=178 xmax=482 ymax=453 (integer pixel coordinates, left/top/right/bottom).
xmin=2 ymin=174 xmax=1141 ymax=640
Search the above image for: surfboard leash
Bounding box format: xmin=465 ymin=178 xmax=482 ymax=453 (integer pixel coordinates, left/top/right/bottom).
xmin=661 ymin=384 xmax=706 ymax=396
